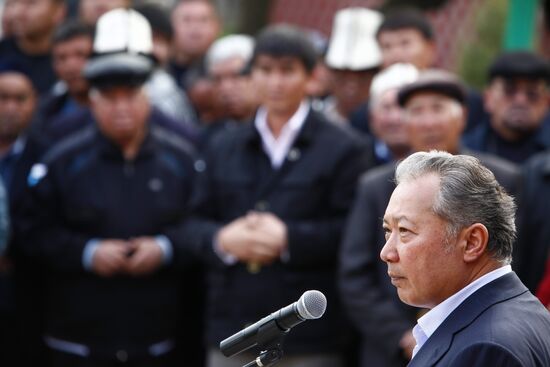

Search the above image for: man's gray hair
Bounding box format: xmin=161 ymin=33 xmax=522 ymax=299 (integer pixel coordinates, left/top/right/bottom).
xmin=395 ymin=151 xmax=516 ymax=264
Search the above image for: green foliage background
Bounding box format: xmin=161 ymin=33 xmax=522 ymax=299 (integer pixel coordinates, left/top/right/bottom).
xmin=457 ymin=0 xmax=509 ymax=89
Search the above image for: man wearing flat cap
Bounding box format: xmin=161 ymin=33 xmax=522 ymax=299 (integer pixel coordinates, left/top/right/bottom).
xmin=464 ymin=51 xmax=550 ymax=164
xmin=18 ymin=9 xmax=202 ymax=367
xmin=339 ymin=68 xmax=520 ymax=367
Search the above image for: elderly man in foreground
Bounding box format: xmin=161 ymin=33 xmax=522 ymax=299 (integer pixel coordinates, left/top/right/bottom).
xmin=381 ymin=151 xmax=550 ymax=366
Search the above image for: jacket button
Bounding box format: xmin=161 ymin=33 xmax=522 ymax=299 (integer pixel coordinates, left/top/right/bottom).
xmin=116 ymin=350 xmax=128 ymax=363
xmin=255 ymin=201 xmax=269 ymax=211
xmin=288 ymin=148 xmax=301 ymax=161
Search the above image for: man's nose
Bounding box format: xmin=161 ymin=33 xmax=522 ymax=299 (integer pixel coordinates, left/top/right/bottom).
xmin=380 ymin=234 xmax=399 ymax=263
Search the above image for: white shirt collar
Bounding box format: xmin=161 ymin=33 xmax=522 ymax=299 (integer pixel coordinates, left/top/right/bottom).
xmin=412 ymin=265 xmax=512 ymax=358
xmin=254 ymin=100 xmax=310 ymax=169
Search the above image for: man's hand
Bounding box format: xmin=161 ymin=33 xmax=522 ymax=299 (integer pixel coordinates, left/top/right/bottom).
xmin=250 ymin=212 xmax=288 ymax=252
xmin=217 ymin=212 xmax=288 ymax=265
xmin=217 ymin=214 xmax=284 ymax=265
xmin=92 ymin=240 xmax=132 ymax=277
xmin=125 ymin=237 xmax=165 ymax=276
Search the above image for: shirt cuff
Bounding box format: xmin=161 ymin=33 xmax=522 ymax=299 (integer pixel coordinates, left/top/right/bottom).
xmin=213 ymin=232 xmax=238 ymax=265
xmin=155 ymin=235 xmax=173 ymax=265
xmin=82 ymin=239 xmax=100 ymax=271
xmin=280 ymin=248 xmax=290 ymax=263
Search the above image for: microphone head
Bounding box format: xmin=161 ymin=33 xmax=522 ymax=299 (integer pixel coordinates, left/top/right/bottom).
xmin=296 ymin=290 xmax=327 ymax=320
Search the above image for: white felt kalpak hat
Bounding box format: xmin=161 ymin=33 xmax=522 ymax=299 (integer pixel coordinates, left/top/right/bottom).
xmin=325 ymin=7 xmax=383 ymax=71
xmin=83 ymin=8 xmax=154 ymax=86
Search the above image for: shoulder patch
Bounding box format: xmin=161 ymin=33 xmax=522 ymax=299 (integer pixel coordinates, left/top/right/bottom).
xmin=28 ymin=163 xmax=48 ymax=187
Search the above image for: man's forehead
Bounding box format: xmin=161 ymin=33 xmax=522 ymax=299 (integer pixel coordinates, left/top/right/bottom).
xmin=395 ymin=173 xmax=440 ymax=199
xmin=254 ymin=54 xmax=303 ymax=66
xmin=405 ymin=91 xmax=456 ymax=108
xmin=0 ymin=72 xmax=34 ymax=89
xmin=92 ymin=84 xmax=142 ymax=96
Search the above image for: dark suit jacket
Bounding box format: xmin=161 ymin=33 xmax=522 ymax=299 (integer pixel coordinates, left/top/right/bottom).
xmin=185 ymin=108 xmax=376 ymax=354
xmin=515 ymin=151 xmax=550 ymax=292
xmin=339 ymin=149 xmax=521 ymax=367
xmin=409 ymin=272 xmax=550 ymax=367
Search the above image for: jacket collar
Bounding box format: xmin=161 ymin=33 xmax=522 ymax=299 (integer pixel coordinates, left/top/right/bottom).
xmin=95 ymin=123 xmax=156 ymax=161
xmin=409 ymin=272 xmax=528 ymax=366
xmin=243 ymin=107 xmax=318 ymax=149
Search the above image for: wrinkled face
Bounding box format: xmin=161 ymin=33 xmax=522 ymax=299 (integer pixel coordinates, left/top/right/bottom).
xmin=370 ymin=88 xmax=409 ymax=151
xmin=79 ymin=0 xmax=129 ymax=25
xmin=9 ymin=0 xmax=65 ymax=39
xmin=171 ymin=1 xmax=219 ymax=59
xmin=378 ymin=28 xmax=435 ymax=70
xmin=90 ymin=86 xmax=150 ymax=144
xmin=485 ymin=77 xmax=549 ymax=140
xmin=52 ymin=35 xmax=93 ymax=96
xmin=252 ymin=55 xmax=311 ymax=116
xmin=381 ymin=174 xmax=465 ymax=308
xmin=0 ymin=72 xmax=36 ymax=142
xmin=329 ymin=68 xmax=374 ymax=116
xmin=210 ymin=56 xmax=258 ymax=120
xmin=405 ymin=92 xmax=465 ymax=154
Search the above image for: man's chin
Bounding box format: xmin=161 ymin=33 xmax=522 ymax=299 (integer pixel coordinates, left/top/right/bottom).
xmin=504 ymin=120 xmax=538 ymax=135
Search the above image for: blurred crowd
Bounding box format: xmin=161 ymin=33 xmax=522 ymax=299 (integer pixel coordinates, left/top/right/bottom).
xmin=0 ymin=0 xmax=549 ymax=366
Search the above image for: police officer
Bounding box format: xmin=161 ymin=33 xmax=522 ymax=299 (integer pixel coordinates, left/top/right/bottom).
xmin=18 ymin=9 xmax=200 ymax=367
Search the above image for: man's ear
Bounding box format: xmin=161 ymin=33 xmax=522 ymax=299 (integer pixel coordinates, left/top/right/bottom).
xmin=461 ymin=223 xmax=489 ymax=263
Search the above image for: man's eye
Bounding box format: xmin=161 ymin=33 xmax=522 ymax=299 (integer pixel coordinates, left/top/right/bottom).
xmin=383 ymin=228 xmax=391 ymax=240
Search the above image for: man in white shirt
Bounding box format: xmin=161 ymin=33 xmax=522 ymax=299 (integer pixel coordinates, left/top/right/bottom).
xmin=185 ymin=24 xmax=375 ymax=367
xmin=381 ymin=150 xmax=550 ymax=366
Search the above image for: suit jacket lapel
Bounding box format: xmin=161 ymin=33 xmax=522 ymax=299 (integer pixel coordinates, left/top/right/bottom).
xmin=408 ymin=272 xmax=529 ymax=366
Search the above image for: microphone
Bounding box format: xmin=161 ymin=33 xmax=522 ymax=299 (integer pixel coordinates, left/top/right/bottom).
xmin=220 ymin=290 xmax=327 ymax=358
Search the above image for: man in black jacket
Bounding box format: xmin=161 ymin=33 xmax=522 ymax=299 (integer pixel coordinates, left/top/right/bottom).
xmin=463 ymin=51 xmax=550 ymax=164
xmin=339 ymin=69 xmax=521 ymax=367
xmin=0 ymin=64 xmax=49 ymax=367
xmin=18 ymin=9 xmax=201 ymax=367
xmin=515 ymin=151 xmax=550 ymax=295
xmin=185 ymin=25 xmax=375 ymax=367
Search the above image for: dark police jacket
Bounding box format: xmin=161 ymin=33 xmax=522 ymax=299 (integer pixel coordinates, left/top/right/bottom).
xmin=184 ymin=108 xmax=376 ymax=354
xmin=339 ymin=149 xmax=521 ymax=367
xmin=18 ymin=123 xmax=198 ymax=360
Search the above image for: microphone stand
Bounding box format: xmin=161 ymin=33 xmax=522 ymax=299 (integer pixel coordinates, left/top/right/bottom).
xmin=241 ymin=324 xmax=286 ymax=367
xmin=243 ymin=348 xmax=283 ymax=367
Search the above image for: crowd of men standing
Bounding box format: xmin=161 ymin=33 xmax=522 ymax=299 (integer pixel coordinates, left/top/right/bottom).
xmin=0 ymin=1 xmax=549 ymax=366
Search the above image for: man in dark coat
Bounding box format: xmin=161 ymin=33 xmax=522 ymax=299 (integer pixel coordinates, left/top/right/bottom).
xmin=0 ymin=0 xmax=66 ymax=96
xmin=339 ymin=69 xmax=521 ymax=367
xmin=515 ymin=151 xmax=550 ymax=295
xmin=463 ymin=51 xmax=550 ymax=164
xmin=0 ymin=64 xmax=50 ymax=367
xmin=184 ymin=25 xmax=375 ymax=367
xmin=382 ymin=151 xmax=550 ymax=367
